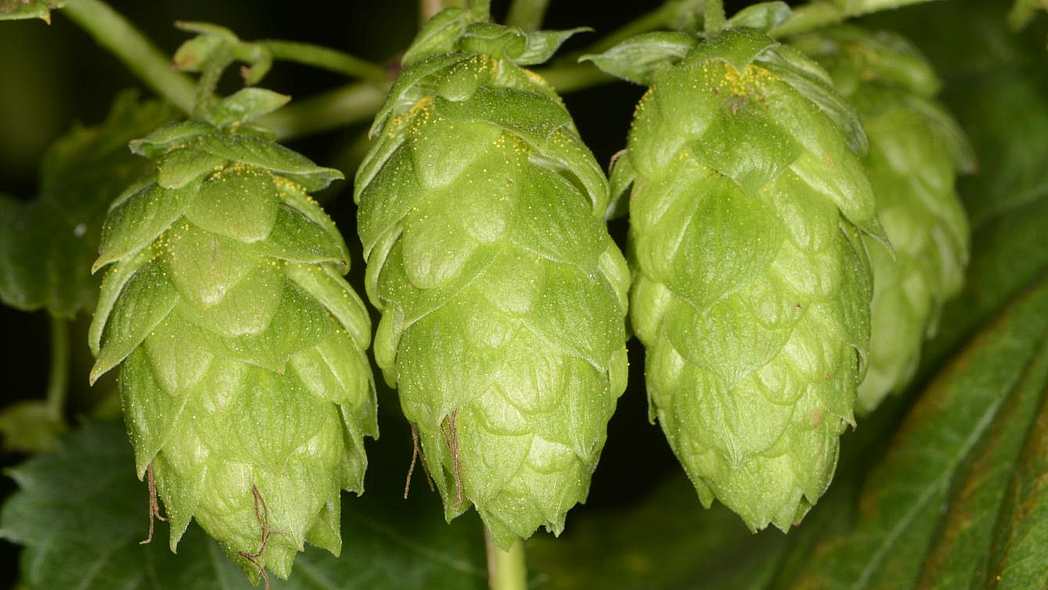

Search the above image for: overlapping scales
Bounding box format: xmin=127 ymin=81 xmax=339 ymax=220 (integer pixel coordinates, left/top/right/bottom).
xmin=625 ymin=28 xmax=878 ymax=531
xmin=795 ymin=27 xmax=973 ymax=413
xmin=88 ymin=121 xmax=377 ymax=579
xmin=356 ymin=46 xmax=629 ymax=548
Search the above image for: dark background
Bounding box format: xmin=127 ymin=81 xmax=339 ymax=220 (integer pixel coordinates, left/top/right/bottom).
xmin=0 ymin=0 xmax=765 ymax=586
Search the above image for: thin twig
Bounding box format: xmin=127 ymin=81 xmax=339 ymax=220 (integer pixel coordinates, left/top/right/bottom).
xmin=404 ymin=423 xmax=436 ymax=499
xmin=140 ymin=463 xmax=167 ymax=545
xmin=238 ymin=485 xmax=280 ymax=590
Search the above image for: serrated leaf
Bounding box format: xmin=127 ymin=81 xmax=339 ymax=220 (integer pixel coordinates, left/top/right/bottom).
xmin=581 ymin=32 xmax=697 ymax=85
xmin=0 ymin=421 xmax=488 ymax=590
xmin=0 ymin=92 xmax=172 ymax=317
xmin=0 ymin=0 xmax=63 ymax=22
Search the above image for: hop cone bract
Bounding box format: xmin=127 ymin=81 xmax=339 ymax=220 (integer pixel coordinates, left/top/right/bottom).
xmin=795 ymin=27 xmax=973 ymax=413
xmin=621 ymin=28 xmax=881 ymax=530
xmin=355 ymin=11 xmax=630 ymax=548
xmin=88 ymin=120 xmax=377 ymax=578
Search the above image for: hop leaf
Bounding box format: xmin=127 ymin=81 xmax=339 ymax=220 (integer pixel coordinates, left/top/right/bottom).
xmin=0 ymin=92 xmax=172 ymax=317
xmin=612 ymin=27 xmax=879 ymax=531
xmin=88 ymin=119 xmax=377 ymax=580
xmin=355 ymin=11 xmax=630 ymax=549
xmin=794 ymin=27 xmax=973 ymax=413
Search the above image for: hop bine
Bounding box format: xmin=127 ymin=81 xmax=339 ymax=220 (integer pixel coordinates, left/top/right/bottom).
xmin=355 ymin=9 xmax=630 ymax=548
xmin=794 ymin=26 xmax=974 ymax=414
xmin=88 ymin=106 xmax=377 ymax=580
xmin=589 ymin=25 xmax=882 ymax=531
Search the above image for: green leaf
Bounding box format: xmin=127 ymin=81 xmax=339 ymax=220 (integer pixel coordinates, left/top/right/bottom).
xmin=514 ymin=27 xmax=589 ymax=66
xmin=0 ymin=92 xmax=172 ymax=317
xmin=211 ymin=88 xmax=291 ymax=128
xmin=726 ymin=1 xmax=792 ymax=32
xmin=580 ymin=31 xmax=696 ymax=85
xmin=914 ymin=338 xmax=1048 ymax=588
xmin=0 ymin=0 xmax=63 ymax=22
xmin=770 ymin=0 xmax=937 ymax=38
xmin=605 ymin=149 xmax=635 ymax=221
xmin=0 ymin=401 xmax=65 ymax=454
xmin=401 ymin=7 xmax=472 ymax=67
xmin=528 ymin=474 xmax=789 ymax=590
xmin=983 ymin=384 xmax=1048 ymax=590
xmin=0 ymin=421 xmax=489 ymax=590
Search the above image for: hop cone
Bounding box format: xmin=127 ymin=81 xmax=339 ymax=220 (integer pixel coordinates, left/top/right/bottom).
xmin=355 ymin=10 xmax=630 ymax=548
xmin=88 ymin=118 xmax=377 ymax=578
xmin=794 ymin=27 xmax=973 ymax=413
xmin=614 ymin=28 xmax=882 ymax=530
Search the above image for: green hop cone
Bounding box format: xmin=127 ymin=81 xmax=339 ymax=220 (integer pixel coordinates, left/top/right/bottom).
xmin=355 ymin=9 xmax=630 ymax=548
xmin=794 ymin=27 xmax=973 ymax=414
xmin=594 ymin=27 xmax=881 ymax=531
xmin=88 ymin=113 xmax=377 ymax=579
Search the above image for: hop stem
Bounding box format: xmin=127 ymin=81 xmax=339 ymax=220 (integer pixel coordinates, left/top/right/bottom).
xmin=260 ymin=40 xmax=388 ymax=82
xmin=63 ymin=0 xmax=196 ymax=113
xmin=45 ymin=317 xmax=69 ymax=424
xmin=505 ymin=0 xmax=551 ymax=30
xmin=485 ymin=532 xmax=526 ymax=590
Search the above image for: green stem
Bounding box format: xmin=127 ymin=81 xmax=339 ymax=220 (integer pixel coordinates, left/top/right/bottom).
xmin=505 ymin=0 xmax=551 ymax=30
xmin=704 ymin=0 xmax=725 ymax=34
xmin=469 ymin=0 xmax=492 ymax=19
xmin=768 ymin=0 xmax=937 ymax=38
xmin=485 ymin=533 xmax=526 ymax=590
xmin=768 ymin=2 xmax=843 ymax=37
xmin=259 ymin=82 xmax=389 ymax=140
xmin=193 ymin=52 xmax=234 ymax=118
xmin=62 ymin=0 xmax=196 ymax=113
xmin=45 ymin=317 xmax=69 ymax=423
xmin=534 ymin=61 xmax=615 ymax=93
xmin=580 ymin=3 xmax=678 ymax=55
xmin=261 ymin=40 xmax=388 ymax=82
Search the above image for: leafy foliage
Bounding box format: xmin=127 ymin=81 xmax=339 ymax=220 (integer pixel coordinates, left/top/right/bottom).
xmin=0 ymin=421 xmax=488 ymax=590
xmin=0 ymin=92 xmax=171 ymax=317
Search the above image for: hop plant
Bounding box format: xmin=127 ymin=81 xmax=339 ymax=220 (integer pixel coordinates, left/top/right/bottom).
xmin=354 ymin=8 xmax=630 ymax=548
xmin=590 ymin=26 xmax=882 ymax=531
xmin=793 ymin=27 xmax=974 ymax=414
xmin=87 ymin=90 xmax=378 ymax=580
